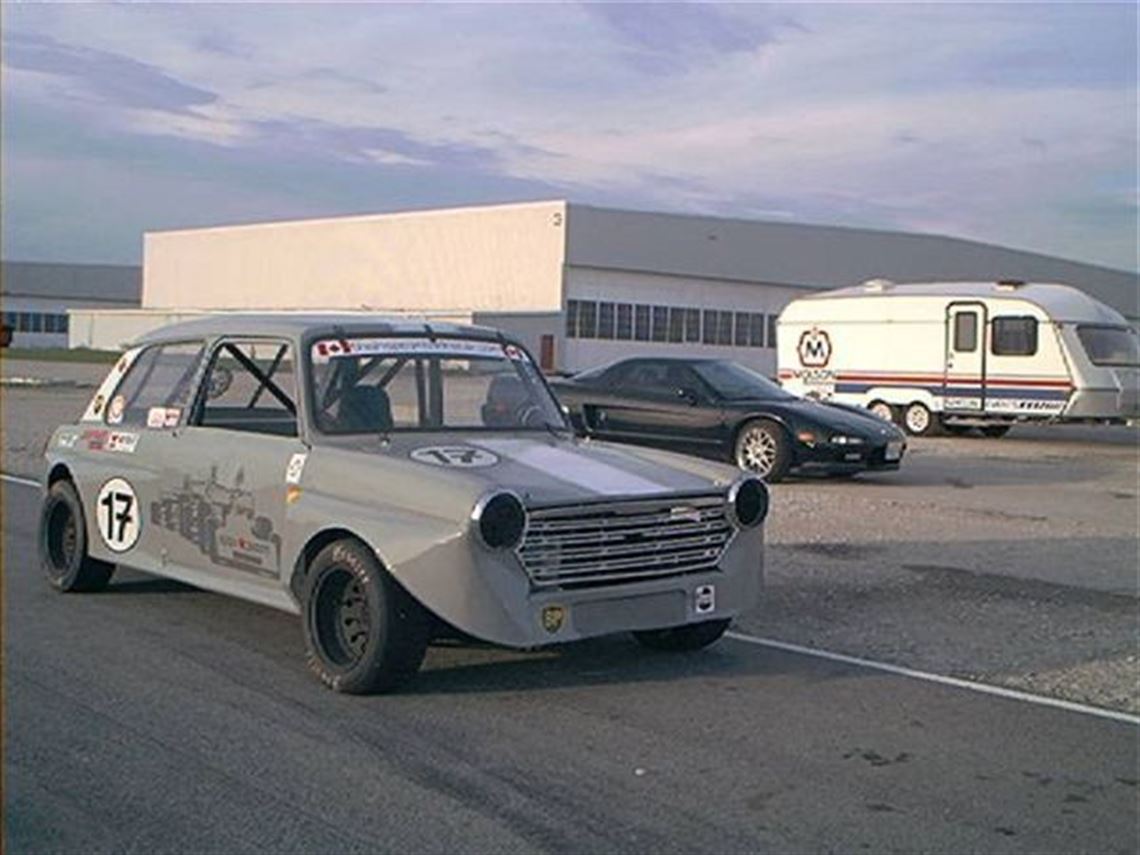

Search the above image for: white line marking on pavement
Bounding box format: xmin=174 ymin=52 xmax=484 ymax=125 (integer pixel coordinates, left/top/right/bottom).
xmin=726 ymin=631 xmax=1140 ymax=726
xmin=2 ymin=473 xmax=41 ymax=488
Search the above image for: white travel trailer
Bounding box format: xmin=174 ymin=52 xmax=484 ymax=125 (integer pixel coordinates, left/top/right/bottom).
xmin=777 ymin=280 xmax=1139 ymax=436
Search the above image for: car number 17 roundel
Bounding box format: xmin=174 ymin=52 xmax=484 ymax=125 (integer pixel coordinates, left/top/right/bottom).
xmin=96 ymin=477 xmax=140 ymax=552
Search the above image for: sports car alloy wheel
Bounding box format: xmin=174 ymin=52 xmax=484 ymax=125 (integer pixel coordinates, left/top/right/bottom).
xmin=735 ymin=420 xmax=791 ymax=482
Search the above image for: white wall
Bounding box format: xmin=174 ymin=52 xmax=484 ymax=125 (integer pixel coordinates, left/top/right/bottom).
xmin=561 ymin=267 xmax=814 ymax=376
xmin=144 ymin=201 xmax=568 ymax=313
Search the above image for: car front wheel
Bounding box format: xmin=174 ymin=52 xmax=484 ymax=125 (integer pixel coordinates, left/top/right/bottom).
xmin=633 ymin=619 xmax=731 ymax=652
xmin=39 ymin=480 xmax=115 ymax=592
xmin=735 ymin=420 xmax=792 ymax=482
xmin=302 ymin=538 xmax=430 ymax=694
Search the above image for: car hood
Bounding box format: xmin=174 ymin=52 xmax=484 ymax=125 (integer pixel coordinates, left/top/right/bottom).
xmin=317 ymin=432 xmax=740 ymax=507
xmin=726 ymin=397 xmax=901 ymax=439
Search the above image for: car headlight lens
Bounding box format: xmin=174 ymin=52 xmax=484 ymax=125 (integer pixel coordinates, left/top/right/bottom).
xmin=471 ymin=491 xmax=527 ymax=550
xmin=830 ymin=435 xmax=865 ymax=445
xmin=727 ymin=477 xmax=768 ymax=529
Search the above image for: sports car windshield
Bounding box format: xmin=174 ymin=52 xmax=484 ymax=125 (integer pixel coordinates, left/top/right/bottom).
xmin=1076 ymin=325 xmax=1139 ymax=367
xmin=691 ymin=361 xmax=794 ymax=401
xmin=309 ymin=336 xmax=567 ymax=434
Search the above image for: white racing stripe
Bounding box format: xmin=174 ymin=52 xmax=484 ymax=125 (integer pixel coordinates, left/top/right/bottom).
xmin=2 ymin=473 xmax=41 ymax=488
xmin=727 ymin=631 xmax=1140 ymax=726
xmin=472 ymin=439 xmax=669 ymax=496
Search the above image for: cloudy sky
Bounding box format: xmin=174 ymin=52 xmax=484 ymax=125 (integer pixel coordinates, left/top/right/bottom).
xmin=2 ymin=2 xmax=1136 ymax=271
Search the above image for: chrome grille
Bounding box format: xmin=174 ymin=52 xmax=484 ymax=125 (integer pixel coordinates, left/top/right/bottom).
xmin=518 ymin=494 xmax=732 ymax=589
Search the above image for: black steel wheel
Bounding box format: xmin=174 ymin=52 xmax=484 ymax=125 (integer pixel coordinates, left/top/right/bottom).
xmin=633 ymin=619 xmax=731 ymax=652
xmin=302 ymin=538 xmax=430 ymax=694
xmin=39 ymin=480 xmax=115 ymax=592
xmin=734 ymin=420 xmax=792 ymax=482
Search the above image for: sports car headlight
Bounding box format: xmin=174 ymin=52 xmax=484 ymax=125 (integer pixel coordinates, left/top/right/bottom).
xmin=471 ymin=491 xmax=527 ymax=550
xmin=727 ymin=477 xmax=769 ymax=529
xmin=830 ymin=435 xmax=865 ymax=445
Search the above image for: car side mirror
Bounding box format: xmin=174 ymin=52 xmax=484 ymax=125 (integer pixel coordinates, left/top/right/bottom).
xmin=677 ymin=387 xmax=700 ymax=406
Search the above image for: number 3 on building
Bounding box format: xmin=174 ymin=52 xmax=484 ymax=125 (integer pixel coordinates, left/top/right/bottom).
xmin=96 ymin=477 xmax=140 ymax=552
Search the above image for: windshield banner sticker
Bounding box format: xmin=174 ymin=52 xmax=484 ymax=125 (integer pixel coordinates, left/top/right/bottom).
xmin=410 ymin=446 xmax=500 ymax=468
xmin=312 ymin=337 xmax=508 ymax=364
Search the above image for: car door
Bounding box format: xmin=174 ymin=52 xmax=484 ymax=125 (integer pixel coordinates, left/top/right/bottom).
xmin=151 ymin=337 xmax=307 ymax=603
xmin=594 ymin=360 xmax=724 ymax=450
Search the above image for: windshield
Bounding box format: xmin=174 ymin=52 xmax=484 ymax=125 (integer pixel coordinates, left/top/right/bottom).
xmin=690 ymin=361 xmax=793 ymax=400
xmin=309 ymin=336 xmax=566 ymax=434
xmin=1076 ymin=325 xmax=1140 ymax=367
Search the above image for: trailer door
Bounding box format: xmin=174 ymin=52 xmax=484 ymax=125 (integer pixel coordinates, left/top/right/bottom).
xmin=944 ymin=302 xmax=987 ymax=411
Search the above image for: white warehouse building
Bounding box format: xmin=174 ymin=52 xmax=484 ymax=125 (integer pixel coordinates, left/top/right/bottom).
xmin=71 ymin=200 xmax=1139 ymax=375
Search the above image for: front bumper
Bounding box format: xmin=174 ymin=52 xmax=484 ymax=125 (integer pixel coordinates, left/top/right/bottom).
xmin=794 ymin=440 xmax=905 ymax=472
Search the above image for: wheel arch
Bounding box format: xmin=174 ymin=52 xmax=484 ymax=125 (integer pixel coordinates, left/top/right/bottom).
xmin=289 ymin=526 xmax=381 ymax=602
xmin=47 ymin=462 xmax=73 ymax=487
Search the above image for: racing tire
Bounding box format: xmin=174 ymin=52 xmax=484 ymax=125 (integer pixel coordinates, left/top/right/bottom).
xmin=902 ymin=402 xmax=943 ymax=437
xmin=735 ymin=420 xmax=792 ymax=483
xmin=302 ymin=537 xmax=430 ymax=694
xmin=868 ymin=400 xmax=897 ymax=424
xmin=39 ymin=480 xmax=115 ymax=593
xmin=633 ymin=619 xmax=731 ymax=652
xmin=981 ymin=425 xmax=1012 ymax=438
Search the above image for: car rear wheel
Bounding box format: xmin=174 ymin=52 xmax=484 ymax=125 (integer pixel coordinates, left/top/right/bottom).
xmin=39 ymin=480 xmax=115 ymax=592
xmin=868 ymin=400 xmax=897 ymax=424
xmin=302 ymin=537 xmax=430 ymax=694
xmin=902 ymin=402 xmax=943 ymax=437
xmin=735 ymin=420 xmax=792 ymax=482
xmin=981 ymin=425 xmax=1012 ymax=438
xmin=633 ymin=619 xmax=731 ymax=652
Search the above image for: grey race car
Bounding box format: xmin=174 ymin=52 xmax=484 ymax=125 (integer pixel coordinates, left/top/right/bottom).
xmin=39 ymin=315 xmax=769 ymax=693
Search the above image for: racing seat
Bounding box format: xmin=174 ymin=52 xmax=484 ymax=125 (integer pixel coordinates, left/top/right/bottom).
xmin=336 ymin=385 xmax=394 ymax=433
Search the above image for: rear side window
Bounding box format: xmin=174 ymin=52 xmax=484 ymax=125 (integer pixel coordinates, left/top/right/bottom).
xmin=109 ymin=341 xmax=206 ymax=427
xmin=992 ymin=316 xmax=1037 ymax=356
xmin=954 ymin=312 xmax=978 ymax=352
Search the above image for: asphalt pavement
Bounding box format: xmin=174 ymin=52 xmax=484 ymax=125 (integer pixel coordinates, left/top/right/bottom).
xmin=5 ymin=479 xmax=1138 ymax=855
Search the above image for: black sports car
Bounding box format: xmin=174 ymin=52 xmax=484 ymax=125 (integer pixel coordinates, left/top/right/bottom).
xmin=550 ymin=357 xmax=907 ymax=482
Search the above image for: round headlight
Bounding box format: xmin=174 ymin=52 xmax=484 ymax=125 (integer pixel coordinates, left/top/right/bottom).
xmin=472 ymin=491 xmax=527 ymax=550
xmin=728 ymin=477 xmax=768 ymax=529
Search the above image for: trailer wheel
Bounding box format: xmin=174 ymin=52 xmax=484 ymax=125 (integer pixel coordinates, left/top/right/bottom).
xmin=981 ymin=425 xmax=1011 ymax=438
xmin=302 ymin=537 xmax=430 ymax=694
xmin=735 ymin=420 xmax=792 ymax=482
xmin=902 ymin=402 xmax=943 ymax=437
xmin=868 ymin=400 xmax=897 ymax=424
xmin=39 ymin=480 xmax=115 ymax=592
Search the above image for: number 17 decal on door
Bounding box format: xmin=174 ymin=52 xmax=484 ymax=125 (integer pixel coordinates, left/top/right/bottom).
xmin=96 ymin=477 xmax=140 ymax=552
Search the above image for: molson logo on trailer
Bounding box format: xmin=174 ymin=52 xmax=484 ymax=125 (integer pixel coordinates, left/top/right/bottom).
xmin=797 ymin=328 xmax=832 ymax=367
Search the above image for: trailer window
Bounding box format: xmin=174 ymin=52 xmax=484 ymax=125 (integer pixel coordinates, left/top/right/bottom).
xmin=992 ymin=316 xmax=1037 ymax=356
xmin=1077 ymin=325 xmax=1139 ymax=367
xmin=953 ymin=312 xmax=978 ymax=352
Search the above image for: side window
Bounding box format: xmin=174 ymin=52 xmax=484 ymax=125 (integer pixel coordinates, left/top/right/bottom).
xmin=110 ymin=341 xmax=207 ymax=427
xmin=196 ymin=340 xmax=298 ymax=436
xmin=954 ymin=312 xmax=978 ymax=352
xmin=992 ymin=316 xmax=1037 ymax=356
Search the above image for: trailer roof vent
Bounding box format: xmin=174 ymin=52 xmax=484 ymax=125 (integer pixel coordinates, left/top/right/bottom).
xmin=862 ymin=278 xmax=894 ymax=292
xmin=995 ymin=279 xmax=1026 ymax=290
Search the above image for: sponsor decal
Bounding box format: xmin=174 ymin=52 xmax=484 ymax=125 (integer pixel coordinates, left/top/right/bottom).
xmin=107 ymin=431 xmax=139 ymax=454
xmin=694 ymin=585 xmax=716 ymax=615
xmin=669 ymin=506 xmax=703 ymax=524
xmin=56 ymin=432 xmax=80 ymax=449
xmin=91 ymin=394 xmax=106 ymax=416
xmin=107 ymin=395 xmax=126 ymax=424
xmin=286 ymin=485 xmax=303 ymax=505
xmin=82 ymin=428 xmax=109 ymax=451
xmin=410 ymin=446 xmax=499 ymax=468
xmin=797 ymin=327 xmax=832 ymax=368
xmin=96 ymin=477 xmax=140 ymax=552
xmin=285 ymin=452 xmax=308 ymax=485
xmin=311 ymin=336 xmax=505 ymax=364
xmin=504 ymin=344 xmax=524 ymax=361
xmin=541 ymin=605 xmax=566 ymax=633
xmin=147 ymin=407 xmax=181 ymax=429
